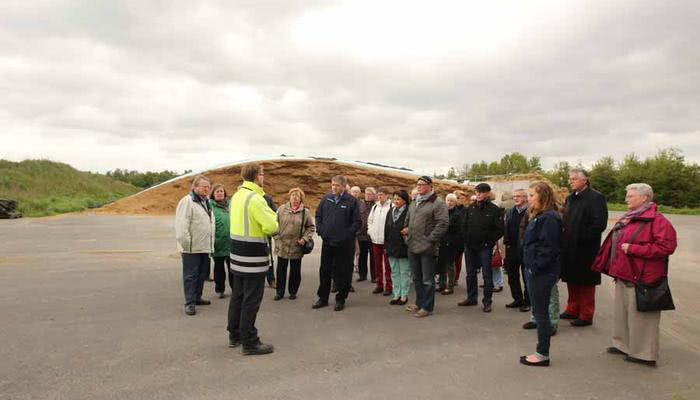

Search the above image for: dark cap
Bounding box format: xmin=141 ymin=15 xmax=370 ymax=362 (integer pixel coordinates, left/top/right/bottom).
xmin=474 ymin=183 xmax=491 ymax=193
xmin=417 ymin=175 xmax=433 ymax=185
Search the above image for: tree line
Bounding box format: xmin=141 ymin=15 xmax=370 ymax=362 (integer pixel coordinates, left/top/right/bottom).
xmin=434 ymin=149 xmax=700 ymax=208
xmin=106 ymin=168 xmax=191 ymax=189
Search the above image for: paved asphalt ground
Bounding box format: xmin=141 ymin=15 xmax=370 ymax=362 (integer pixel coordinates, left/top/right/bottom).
xmin=1 ymin=212 xmax=699 ymax=400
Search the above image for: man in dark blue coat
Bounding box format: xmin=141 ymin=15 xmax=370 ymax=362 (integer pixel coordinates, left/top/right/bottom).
xmin=313 ymin=175 xmax=362 ymax=311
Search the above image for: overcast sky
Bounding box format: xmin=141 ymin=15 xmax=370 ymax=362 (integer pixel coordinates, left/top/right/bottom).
xmin=1 ymin=0 xmax=699 ymax=175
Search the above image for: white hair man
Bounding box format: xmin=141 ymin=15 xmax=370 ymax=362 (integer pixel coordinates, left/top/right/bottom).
xmin=175 ymin=175 xmax=215 ymax=316
xmin=560 ymin=168 xmax=608 ymax=327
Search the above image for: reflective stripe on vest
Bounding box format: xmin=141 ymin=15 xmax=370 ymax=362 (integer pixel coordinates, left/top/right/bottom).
xmin=230 ymin=191 xmax=270 ymax=274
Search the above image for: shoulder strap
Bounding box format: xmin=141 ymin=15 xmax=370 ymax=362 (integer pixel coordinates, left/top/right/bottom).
xmin=627 ymin=221 xmax=647 ymax=282
xmin=628 ymin=221 xmax=647 ymax=244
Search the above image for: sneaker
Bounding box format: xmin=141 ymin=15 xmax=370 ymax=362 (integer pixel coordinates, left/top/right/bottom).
xmin=184 ymin=304 xmax=196 ymax=315
xmin=242 ymin=342 xmax=274 ymax=356
xmin=405 ymin=304 xmax=419 ymax=312
xmin=442 ymin=288 xmax=454 ymax=295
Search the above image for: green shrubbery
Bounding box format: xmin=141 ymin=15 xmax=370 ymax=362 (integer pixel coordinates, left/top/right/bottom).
xmin=441 ymin=148 xmax=700 ymax=210
xmin=0 ymin=159 xmax=140 ymax=217
xmin=105 ymin=168 xmax=183 ymax=188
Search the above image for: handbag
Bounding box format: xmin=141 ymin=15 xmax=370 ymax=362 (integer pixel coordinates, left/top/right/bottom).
xmin=491 ymin=246 xmax=503 ymax=268
xmin=299 ymin=208 xmax=314 ymax=255
xmin=627 ymin=222 xmax=675 ymax=312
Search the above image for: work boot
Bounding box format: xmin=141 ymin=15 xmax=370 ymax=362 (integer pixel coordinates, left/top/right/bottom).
xmin=242 ymin=342 xmax=274 ymax=356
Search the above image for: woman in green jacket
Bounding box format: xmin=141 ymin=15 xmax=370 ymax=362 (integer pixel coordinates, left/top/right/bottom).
xmin=210 ymin=184 xmax=231 ymax=298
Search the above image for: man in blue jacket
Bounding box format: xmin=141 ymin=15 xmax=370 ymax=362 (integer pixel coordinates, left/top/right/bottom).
xmin=313 ymin=175 xmax=362 ymax=311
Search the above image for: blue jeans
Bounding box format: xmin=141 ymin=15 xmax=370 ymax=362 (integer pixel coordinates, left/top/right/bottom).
xmin=525 ymin=269 xmax=559 ymax=357
xmin=466 ymin=246 xmax=494 ymax=305
xmin=409 ymin=251 xmax=437 ymax=312
xmin=181 ymin=253 xmax=209 ymax=305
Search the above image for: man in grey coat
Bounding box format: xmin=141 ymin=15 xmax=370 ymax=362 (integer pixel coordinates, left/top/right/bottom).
xmin=401 ymin=176 xmax=449 ymax=318
xmin=175 ymin=175 xmax=216 ymax=316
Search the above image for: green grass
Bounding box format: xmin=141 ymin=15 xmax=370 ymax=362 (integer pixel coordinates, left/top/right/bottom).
xmin=608 ymin=203 xmax=700 ymax=215
xmin=0 ymin=159 xmax=140 ymax=217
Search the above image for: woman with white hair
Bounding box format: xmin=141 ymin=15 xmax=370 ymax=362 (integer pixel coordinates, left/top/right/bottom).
xmin=592 ymin=183 xmax=677 ymax=367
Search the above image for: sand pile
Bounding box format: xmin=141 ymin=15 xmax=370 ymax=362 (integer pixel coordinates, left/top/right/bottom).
xmin=97 ymin=159 xmax=472 ymax=215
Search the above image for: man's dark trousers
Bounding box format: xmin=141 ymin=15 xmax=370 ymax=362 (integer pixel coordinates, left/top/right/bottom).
xmin=505 ymin=245 xmax=529 ymax=306
xmin=409 ymin=251 xmax=437 ymax=312
xmin=227 ymin=273 xmax=265 ymax=347
xmin=182 ymin=253 xmax=209 ymax=305
xmin=318 ymin=240 xmax=354 ymax=303
xmin=466 ymin=246 xmax=494 ymax=305
xmin=358 ymin=239 xmax=375 ymax=281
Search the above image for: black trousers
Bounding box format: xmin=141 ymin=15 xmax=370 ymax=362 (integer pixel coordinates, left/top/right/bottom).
xmin=317 ymin=240 xmax=354 ymax=303
xmin=505 ymin=246 xmax=530 ymax=305
xmin=266 ymin=239 xmax=275 ymax=284
xmin=213 ymin=256 xmax=230 ymax=294
xmin=276 ymin=257 xmax=302 ymax=297
xmin=358 ymin=239 xmax=375 ymax=280
xmin=227 ymin=273 xmax=265 ymax=347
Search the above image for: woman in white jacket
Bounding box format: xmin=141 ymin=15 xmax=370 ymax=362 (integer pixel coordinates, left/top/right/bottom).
xmin=368 ymin=187 xmax=393 ymax=295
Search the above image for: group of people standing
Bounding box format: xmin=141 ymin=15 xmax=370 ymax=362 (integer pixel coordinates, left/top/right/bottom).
xmin=175 ymin=163 xmax=677 ymax=367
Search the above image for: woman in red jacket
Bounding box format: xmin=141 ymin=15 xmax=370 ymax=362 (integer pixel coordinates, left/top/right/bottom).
xmin=592 ymin=183 xmax=677 ymax=367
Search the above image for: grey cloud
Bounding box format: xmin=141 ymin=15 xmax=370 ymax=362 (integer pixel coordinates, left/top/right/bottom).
xmin=1 ymin=0 xmax=699 ymax=174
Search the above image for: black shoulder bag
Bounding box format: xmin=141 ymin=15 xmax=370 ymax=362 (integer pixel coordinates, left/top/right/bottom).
xmin=628 ymin=222 xmax=675 ymax=312
xmin=300 ymin=208 xmax=314 ymax=255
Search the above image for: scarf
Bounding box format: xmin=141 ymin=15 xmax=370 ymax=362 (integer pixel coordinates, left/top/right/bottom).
xmin=416 ymin=191 xmax=434 ymax=204
xmin=392 ymin=205 xmax=406 ymax=222
xmin=214 ymin=198 xmax=229 ymax=210
xmin=612 ymin=202 xmax=653 ymax=232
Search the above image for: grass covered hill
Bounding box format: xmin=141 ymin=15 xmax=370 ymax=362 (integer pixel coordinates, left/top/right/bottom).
xmin=0 ymin=159 xmax=140 ymax=217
